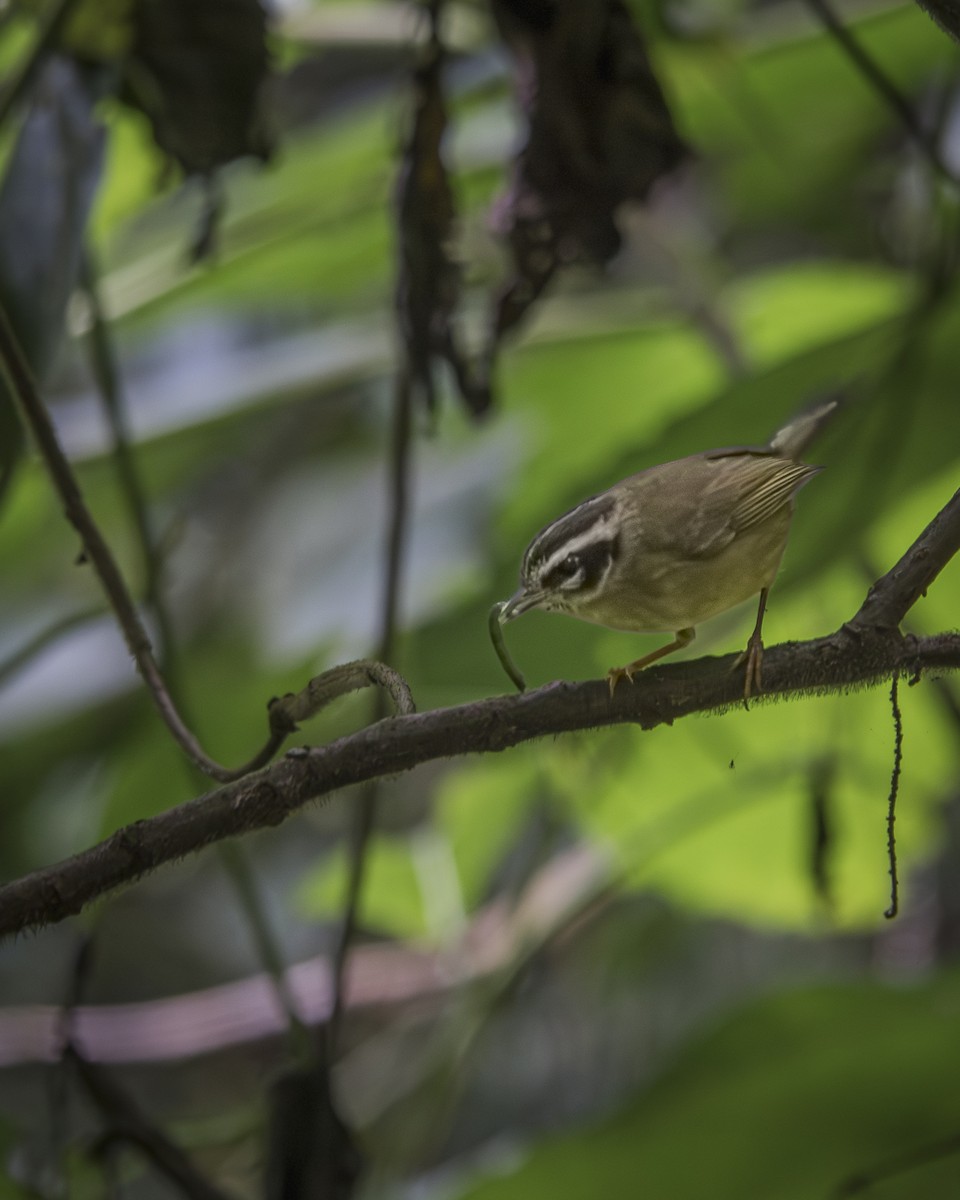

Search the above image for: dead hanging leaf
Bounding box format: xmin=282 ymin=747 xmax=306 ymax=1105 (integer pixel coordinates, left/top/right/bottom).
xmin=123 ymin=0 xmax=273 ymax=176
xmin=395 ymin=20 xmax=491 ymax=418
xmin=488 ymin=0 xmax=689 ymax=343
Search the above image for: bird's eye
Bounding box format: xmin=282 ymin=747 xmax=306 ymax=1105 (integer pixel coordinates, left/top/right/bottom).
xmin=560 ymin=554 xmax=578 ymax=576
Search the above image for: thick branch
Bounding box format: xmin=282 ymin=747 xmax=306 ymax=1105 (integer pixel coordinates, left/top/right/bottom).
xmin=3 ymin=481 xmax=958 ymax=941
xmin=2 ymin=623 xmax=958 ymax=940
xmin=854 ymin=487 xmax=960 ymax=627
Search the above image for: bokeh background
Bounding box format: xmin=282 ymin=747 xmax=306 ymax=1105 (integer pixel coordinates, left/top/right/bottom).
xmin=2 ymin=0 xmax=960 ymax=1196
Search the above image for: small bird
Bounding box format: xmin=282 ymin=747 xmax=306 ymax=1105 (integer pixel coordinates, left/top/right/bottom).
xmin=499 ymin=399 xmax=837 ymax=700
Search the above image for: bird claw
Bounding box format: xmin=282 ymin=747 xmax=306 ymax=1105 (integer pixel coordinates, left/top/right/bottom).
xmin=606 ymin=665 xmax=636 ymax=697
xmin=734 ymin=635 xmax=764 ymax=707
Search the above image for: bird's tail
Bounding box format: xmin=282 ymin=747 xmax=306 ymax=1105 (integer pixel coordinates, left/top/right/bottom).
xmin=767 ymin=392 xmax=842 ymax=460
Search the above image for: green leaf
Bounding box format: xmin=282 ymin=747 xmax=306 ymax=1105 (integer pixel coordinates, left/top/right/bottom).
xmin=295 ymin=835 xmax=428 ymax=940
xmin=460 ymin=971 xmax=960 ymax=1200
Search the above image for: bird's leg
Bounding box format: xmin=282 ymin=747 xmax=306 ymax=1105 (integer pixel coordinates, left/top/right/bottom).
xmin=735 ymin=587 xmax=769 ymax=705
xmin=607 ymin=628 xmax=695 ymax=697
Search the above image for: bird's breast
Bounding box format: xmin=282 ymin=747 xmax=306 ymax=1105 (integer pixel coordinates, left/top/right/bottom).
xmin=570 ymin=515 xmax=792 ymax=633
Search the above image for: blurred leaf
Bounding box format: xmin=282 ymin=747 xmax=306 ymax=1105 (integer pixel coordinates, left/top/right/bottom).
xmin=96 ymin=103 xmax=394 ymax=320
xmin=60 ymin=0 xmax=135 ymax=61
xmin=123 ymin=0 xmax=272 ymax=175
xmin=669 ymin=3 xmax=953 ymax=238
xmin=460 ymin=972 xmax=960 ymax=1200
xmin=438 ymin=753 xmax=544 ymax=909
xmin=296 ymin=835 xmax=427 ymax=939
xmin=0 ymin=54 xmax=105 ymax=494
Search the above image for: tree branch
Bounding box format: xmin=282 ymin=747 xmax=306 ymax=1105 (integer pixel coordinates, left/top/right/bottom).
xmin=854 ymin=486 xmax=960 ymax=628
xmin=329 ymin=368 xmax=415 ymax=1045
xmin=802 ymin=0 xmax=956 ymax=186
xmin=1 ymin=488 xmax=957 ymax=940
xmin=0 ymin=302 xmax=251 ymax=781
xmin=0 ymin=290 xmax=413 ymax=789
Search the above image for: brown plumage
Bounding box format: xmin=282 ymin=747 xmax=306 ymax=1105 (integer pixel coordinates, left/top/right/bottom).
xmin=500 ymin=399 xmax=836 ymax=700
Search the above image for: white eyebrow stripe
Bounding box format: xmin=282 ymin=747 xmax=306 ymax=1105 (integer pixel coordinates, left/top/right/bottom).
xmin=522 ymin=493 xmax=619 ymax=579
xmin=538 ymin=519 xmax=617 ymax=579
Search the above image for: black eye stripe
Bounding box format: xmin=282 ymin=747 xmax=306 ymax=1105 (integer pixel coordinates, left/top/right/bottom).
xmin=522 ymin=493 xmax=618 ymax=580
xmin=577 ymin=537 xmax=619 ymax=589
xmin=542 ymin=554 xmax=580 ymax=589
xmin=541 ymin=536 xmax=619 ymax=591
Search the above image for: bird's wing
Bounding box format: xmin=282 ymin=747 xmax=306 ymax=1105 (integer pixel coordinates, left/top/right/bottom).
xmin=660 ymin=452 xmax=818 ymax=557
xmin=719 ymin=453 xmax=821 ymax=533
xmin=613 ymin=451 xmax=819 ymax=560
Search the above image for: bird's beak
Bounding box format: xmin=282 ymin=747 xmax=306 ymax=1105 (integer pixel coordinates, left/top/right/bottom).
xmin=499 ymin=588 xmax=544 ymax=623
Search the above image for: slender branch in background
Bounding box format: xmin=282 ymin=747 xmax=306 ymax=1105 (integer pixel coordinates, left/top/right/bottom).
xmin=325 ymin=0 xmax=453 ymax=1056
xmin=0 ymin=0 xmax=81 ymax=131
xmin=802 ymin=0 xmax=957 ymax=186
xmin=0 ymin=605 xmax=103 ymax=689
xmin=836 ymin=1130 xmax=960 ymax=1197
xmin=59 ymin=940 xmax=234 ymax=1200
xmin=78 ymin=255 xmax=311 ymax=1052
xmin=328 ymin=366 xmax=415 ymax=1048
xmin=0 ymin=300 xmax=308 ymax=783
xmin=627 ymin=209 xmax=748 ymax=379
xmin=79 ymin=247 xmax=175 ymax=659
xmin=74 ymin=1050 xmax=236 ymax=1200
xmin=883 ymin=673 xmax=903 ymax=919
xmin=218 ymin=841 xmax=312 ymax=1059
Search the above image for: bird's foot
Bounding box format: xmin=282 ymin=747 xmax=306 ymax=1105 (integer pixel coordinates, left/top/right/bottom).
xmin=734 ymin=634 xmax=764 ymax=707
xmin=606 ymin=664 xmax=637 ymax=697
xmin=606 ymin=630 xmax=696 ymax=700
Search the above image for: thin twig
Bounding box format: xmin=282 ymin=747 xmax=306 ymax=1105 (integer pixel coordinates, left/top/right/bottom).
xmin=75 ymin=1049 xmax=236 ymax=1200
xmin=0 ymin=301 xmax=289 ymax=783
xmin=326 ymin=0 xmax=449 ymax=1038
xmin=328 ymin=366 xmax=415 ymax=1047
xmin=883 ymin=673 xmax=903 ymax=919
xmin=270 ymin=660 xmax=414 ymax=729
xmin=802 ymin=0 xmax=957 ymax=186
xmin=855 ymin=487 xmax=960 ymax=629
xmin=83 ymin=253 xmax=318 ymax=1046
xmin=77 ymin=259 xmax=314 ymax=1045
xmin=218 ymin=842 xmax=312 ymax=1058
xmin=836 ymin=1129 xmax=960 ymax=1197
xmin=59 ymin=939 xmax=235 ymax=1200
xmin=808 ymin=757 xmax=835 ymax=913
xmin=0 ymin=606 xmax=103 ymax=689
xmin=79 ymin=247 xmax=173 ymax=655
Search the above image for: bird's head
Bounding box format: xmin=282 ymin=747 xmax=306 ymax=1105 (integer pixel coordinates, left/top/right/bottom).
xmin=499 ymin=492 xmax=622 ymax=624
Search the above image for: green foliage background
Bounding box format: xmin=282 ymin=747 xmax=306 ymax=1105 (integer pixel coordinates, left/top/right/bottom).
xmin=1 ymin=0 xmax=960 ymax=1196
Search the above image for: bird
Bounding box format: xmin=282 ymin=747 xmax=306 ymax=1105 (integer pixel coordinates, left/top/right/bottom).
xmin=498 ymin=398 xmax=837 ymax=701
